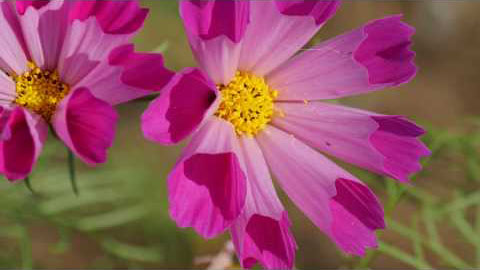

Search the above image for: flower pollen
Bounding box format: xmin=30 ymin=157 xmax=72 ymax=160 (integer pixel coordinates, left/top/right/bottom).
xmin=215 ymin=71 xmax=278 ymax=136
xmin=13 ymin=62 xmax=70 ymax=121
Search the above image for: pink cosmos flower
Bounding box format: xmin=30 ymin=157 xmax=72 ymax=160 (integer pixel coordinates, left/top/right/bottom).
xmin=0 ymin=1 xmax=174 ymax=181
xmin=142 ymin=1 xmax=430 ymax=269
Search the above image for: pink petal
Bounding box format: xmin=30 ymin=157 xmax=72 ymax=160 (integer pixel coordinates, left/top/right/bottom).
xmin=18 ymin=1 xmax=70 ymax=70
xmin=330 ymin=178 xmax=385 ymax=256
xmin=108 ymin=44 xmax=174 ymax=92
xmin=69 ymin=0 xmax=148 ymax=35
xmin=239 ymin=1 xmax=339 ymax=76
xmin=58 ymin=16 xmax=129 ymax=85
xmin=180 ymin=0 xmax=249 ymax=43
xmin=230 ymin=137 xmax=296 ymax=269
xmin=0 ymin=107 xmax=47 ymax=181
xmin=142 ymin=68 xmax=218 ymax=145
xmin=257 ymin=126 xmax=384 ymax=255
xmin=59 ymin=17 xmax=155 ymax=104
xmin=180 ymin=0 xmax=249 ymax=84
xmin=234 ymin=212 xmax=296 ymax=270
xmin=273 ymin=102 xmax=430 ymax=182
xmin=268 ymin=15 xmax=417 ymax=100
xmin=370 ymin=116 xmax=431 ymax=182
xmin=275 ymin=0 xmax=340 ymax=25
xmin=0 ymin=72 xmax=16 ymax=105
xmin=0 ymin=2 xmax=28 ymax=74
xmin=15 ymin=1 xmax=49 ymax=15
xmin=168 ymin=117 xmax=246 ymax=238
xmin=52 ymin=87 xmax=118 ymax=165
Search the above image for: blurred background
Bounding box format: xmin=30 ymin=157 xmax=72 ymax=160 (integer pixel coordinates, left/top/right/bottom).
xmin=1 ymin=1 xmax=480 ymax=269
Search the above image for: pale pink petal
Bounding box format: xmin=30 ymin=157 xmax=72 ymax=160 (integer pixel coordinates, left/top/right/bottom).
xmin=180 ymin=0 xmax=249 ymax=84
xmin=18 ymin=1 xmax=71 ymax=70
xmin=57 ymin=17 xmax=129 ymax=86
xmin=69 ymin=0 xmax=148 ymax=35
xmin=0 ymin=71 xmax=16 ymax=105
xmin=268 ymin=15 xmax=416 ymax=100
xmin=230 ymin=137 xmax=296 ymax=269
xmin=142 ymin=68 xmax=218 ymax=145
xmin=52 ymin=87 xmax=118 ymax=165
xmin=0 ymin=1 xmax=28 ymax=74
xmin=273 ymin=102 xmax=430 ymax=182
xmin=168 ymin=117 xmax=246 ymax=239
xmin=239 ymin=0 xmax=339 ymax=77
xmin=257 ymin=126 xmax=384 ymax=256
xmin=0 ymin=106 xmax=47 ymax=181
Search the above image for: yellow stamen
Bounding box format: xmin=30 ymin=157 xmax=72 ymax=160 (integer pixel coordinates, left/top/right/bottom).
xmin=215 ymin=71 xmax=278 ymax=137
xmin=13 ymin=62 xmax=70 ymax=121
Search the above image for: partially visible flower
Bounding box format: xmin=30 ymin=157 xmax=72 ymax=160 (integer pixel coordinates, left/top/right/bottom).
xmin=142 ymin=1 xmax=430 ymax=269
xmin=0 ymin=0 xmax=174 ymax=181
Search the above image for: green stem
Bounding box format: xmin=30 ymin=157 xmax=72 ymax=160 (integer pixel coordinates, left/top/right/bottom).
xmin=67 ymin=149 xmax=79 ymax=196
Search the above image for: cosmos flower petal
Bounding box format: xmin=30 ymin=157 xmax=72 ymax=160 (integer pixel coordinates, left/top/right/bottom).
xmin=268 ymin=15 xmax=417 ymax=100
xmin=18 ymin=1 xmax=71 ymax=70
xmin=142 ymin=68 xmax=218 ymax=145
xmin=108 ymin=44 xmax=175 ymax=92
xmin=69 ymin=0 xmax=148 ymax=35
xmin=168 ymin=117 xmax=247 ymax=239
xmin=239 ymin=0 xmax=339 ymax=77
xmin=330 ymin=178 xmax=385 ymax=256
xmin=230 ymin=137 xmax=296 ymax=269
xmin=0 ymin=2 xmax=29 ymax=74
xmin=273 ymin=102 xmax=430 ymax=182
xmin=15 ymin=1 xmax=49 ymax=15
xmin=0 ymin=72 xmax=15 ymax=104
xmin=233 ymin=212 xmax=296 ymax=270
xmin=0 ymin=106 xmax=47 ymax=181
xmin=257 ymin=126 xmax=384 ymax=255
xmin=180 ymin=0 xmax=250 ymax=84
xmin=52 ymin=87 xmax=118 ymax=165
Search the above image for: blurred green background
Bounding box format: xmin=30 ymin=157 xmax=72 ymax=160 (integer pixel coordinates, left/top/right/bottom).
xmin=2 ymin=1 xmax=480 ymax=269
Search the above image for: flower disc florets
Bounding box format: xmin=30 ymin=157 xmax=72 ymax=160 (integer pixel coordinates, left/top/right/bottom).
xmin=13 ymin=62 xmax=70 ymax=121
xmin=215 ymin=71 xmax=278 ymax=136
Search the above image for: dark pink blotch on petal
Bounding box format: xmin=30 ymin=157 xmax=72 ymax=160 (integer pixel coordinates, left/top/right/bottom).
xmin=330 ymin=178 xmax=384 ymax=256
xmin=241 ymin=212 xmax=296 ymax=269
xmin=70 ymin=0 xmax=148 ymax=34
xmin=275 ymin=0 xmax=340 ymax=25
xmin=109 ymin=44 xmax=175 ymax=91
xmin=168 ymin=152 xmax=246 ymax=238
xmin=53 ymin=88 xmax=118 ymax=165
xmin=180 ymin=0 xmax=250 ymax=43
xmin=354 ymin=15 xmax=417 ymax=85
xmin=142 ymin=68 xmax=217 ymax=145
xmin=370 ymin=116 xmax=430 ymax=182
xmin=16 ymin=1 xmax=49 ymax=15
xmin=0 ymin=107 xmax=46 ymax=181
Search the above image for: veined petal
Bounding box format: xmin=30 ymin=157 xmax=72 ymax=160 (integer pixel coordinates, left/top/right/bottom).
xmin=18 ymin=0 xmax=71 ymax=70
xmin=142 ymin=68 xmax=218 ymax=145
xmin=52 ymin=87 xmax=118 ymax=165
xmin=69 ymin=0 xmax=148 ymax=35
xmin=273 ymin=102 xmax=430 ymax=182
xmin=239 ymin=0 xmax=339 ymax=77
xmin=0 ymin=71 xmax=16 ymax=106
xmin=0 ymin=106 xmax=47 ymax=181
xmin=257 ymin=126 xmax=384 ymax=256
xmin=180 ymin=0 xmax=249 ymax=84
xmin=230 ymin=137 xmax=296 ymax=269
xmin=168 ymin=117 xmax=246 ymax=239
xmin=0 ymin=1 xmax=28 ymax=74
xmin=268 ymin=15 xmax=416 ymax=100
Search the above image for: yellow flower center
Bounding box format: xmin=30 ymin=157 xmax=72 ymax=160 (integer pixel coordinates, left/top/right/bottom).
xmin=13 ymin=62 xmax=70 ymax=121
xmin=215 ymin=71 xmax=278 ymax=136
